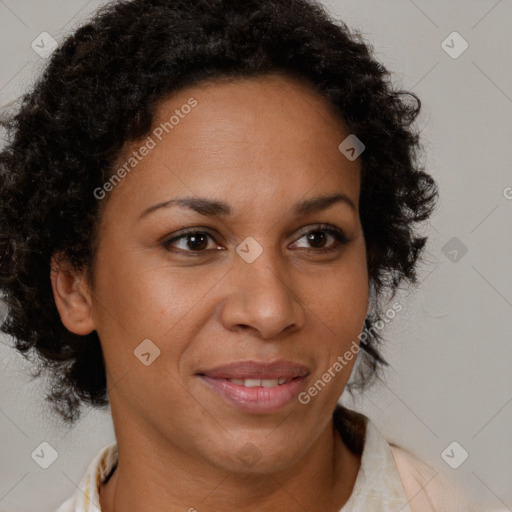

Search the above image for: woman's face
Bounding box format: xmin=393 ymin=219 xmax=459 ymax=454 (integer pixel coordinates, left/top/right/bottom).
xmin=84 ymin=74 xmax=369 ymax=473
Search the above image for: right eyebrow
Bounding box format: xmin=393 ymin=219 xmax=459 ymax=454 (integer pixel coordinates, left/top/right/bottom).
xmin=138 ymin=197 xmax=231 ymax=220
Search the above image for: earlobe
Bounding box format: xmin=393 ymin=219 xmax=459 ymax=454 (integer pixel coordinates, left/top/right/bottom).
xmin=50 ymin=254 xmax=95 ymax=336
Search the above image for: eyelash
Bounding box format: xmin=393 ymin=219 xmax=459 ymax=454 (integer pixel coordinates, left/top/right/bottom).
xmin=160 ymin=224 xmax=349 ymax=256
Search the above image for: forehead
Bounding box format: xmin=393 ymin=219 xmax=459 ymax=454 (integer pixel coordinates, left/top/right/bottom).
xmin=104 ymin=73 xmax=360 ymax=219
xmin=153 ymin=73 xmax=349 ymax=156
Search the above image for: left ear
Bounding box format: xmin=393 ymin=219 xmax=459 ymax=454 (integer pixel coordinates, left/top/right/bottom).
xmin=50 ymin=253 xmax=95 ymax=336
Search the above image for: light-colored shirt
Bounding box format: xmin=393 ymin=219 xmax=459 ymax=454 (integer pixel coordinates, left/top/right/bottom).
xmin=56 ymin=409 xmax=475 ymax=512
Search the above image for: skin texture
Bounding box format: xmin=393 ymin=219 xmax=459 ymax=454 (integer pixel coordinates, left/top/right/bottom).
xmin=51 ymin=74 xmax=370 ymax=512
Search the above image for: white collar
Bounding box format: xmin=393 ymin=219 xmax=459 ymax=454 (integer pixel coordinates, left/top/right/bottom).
xmin=339 ymin=419 xmax=412 ymax=511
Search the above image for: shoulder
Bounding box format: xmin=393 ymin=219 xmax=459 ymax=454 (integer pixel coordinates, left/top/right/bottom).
xmin=389 ymin=444 xmax=475 ymax=512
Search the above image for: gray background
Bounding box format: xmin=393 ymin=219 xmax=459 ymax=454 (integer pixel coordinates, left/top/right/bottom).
xmin=1 ymin=0 xmax=511 ymax=510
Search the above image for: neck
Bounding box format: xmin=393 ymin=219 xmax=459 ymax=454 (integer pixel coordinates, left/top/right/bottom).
xmin=100 ymin=412 xmax=361 ymax=512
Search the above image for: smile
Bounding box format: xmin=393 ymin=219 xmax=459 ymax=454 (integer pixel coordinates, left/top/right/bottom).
xmin=198 ymin=374 xmax=308 ymax=414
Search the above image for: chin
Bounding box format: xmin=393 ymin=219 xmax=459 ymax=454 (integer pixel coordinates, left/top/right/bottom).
xmin=204 ymin=432 xmax=309 ymax=475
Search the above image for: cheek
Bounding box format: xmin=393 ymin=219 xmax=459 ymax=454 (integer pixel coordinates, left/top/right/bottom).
xmin=90 ymin=248 xmax=224 ymax=372
xmin=306 ymin=245 xmax=369 ymax=337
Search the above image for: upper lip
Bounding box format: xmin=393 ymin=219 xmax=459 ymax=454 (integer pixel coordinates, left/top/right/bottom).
xmin=197 ymin=360 xmax=310 ymax=380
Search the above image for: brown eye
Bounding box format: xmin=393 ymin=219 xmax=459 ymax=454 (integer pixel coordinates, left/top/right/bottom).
xmin=183 ymin=233 xmax=209 ymax=251
xmin=306 ymin=230 xmax=328 ymax=248
xmin=291 ymin=225 xmax=349 ymax=253
xmin=162 ymin=230 xmax=219 ymax=253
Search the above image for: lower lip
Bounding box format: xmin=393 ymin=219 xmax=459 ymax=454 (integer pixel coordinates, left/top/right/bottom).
xmin=198 ymin=375 xmax=306 ymax=414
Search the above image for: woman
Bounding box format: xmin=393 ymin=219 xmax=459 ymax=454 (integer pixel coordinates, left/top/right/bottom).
xmin=0 ymin=0 xmax=474 ymax=510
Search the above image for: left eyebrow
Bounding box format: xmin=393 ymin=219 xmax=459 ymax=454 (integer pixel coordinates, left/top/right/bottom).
xmin=138 ymin=192 xmax=356 ymax=220
xmin=293 ymin=193 xmax=356 ymax=215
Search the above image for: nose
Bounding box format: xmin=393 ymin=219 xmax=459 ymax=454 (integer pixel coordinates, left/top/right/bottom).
xmin=219 ymin=248 xmax=306 ymax=340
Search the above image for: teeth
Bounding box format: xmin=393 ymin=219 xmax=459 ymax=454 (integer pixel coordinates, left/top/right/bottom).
xmin=244 ymin=379 xmax=262 ymax=387
xmin=261 ymin=379 xmax=279 ymax=387
xmin=226 ymin=378 xmax=292 ymax=387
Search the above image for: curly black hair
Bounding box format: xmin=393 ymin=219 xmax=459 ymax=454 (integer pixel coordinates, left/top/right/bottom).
xmin=0 ymin=0 xmax=438 ymax=424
